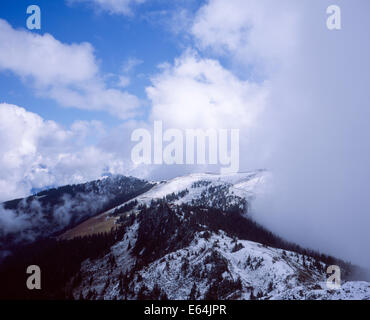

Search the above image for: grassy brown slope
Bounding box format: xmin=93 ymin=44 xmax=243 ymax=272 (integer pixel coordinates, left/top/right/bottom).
xmin=58 ymin=212 xmax=118 ymax=240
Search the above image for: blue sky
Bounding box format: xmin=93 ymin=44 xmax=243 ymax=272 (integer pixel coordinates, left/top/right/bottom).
xmin=0 ymin=0 xmax=201 ymax=127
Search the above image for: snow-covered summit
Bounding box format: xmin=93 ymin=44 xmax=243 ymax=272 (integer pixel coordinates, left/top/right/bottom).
xmin=108 ymin=170 xmax=267 ymax=215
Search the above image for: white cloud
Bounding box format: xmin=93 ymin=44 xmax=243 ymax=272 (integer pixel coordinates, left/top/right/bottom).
xmin=140 ymin=50 xmax=270 ymax=180
xmin=117 ymin=75 xmax=131 ymax=88
xmin=68 ymin=0 xmax=146 ymax=16
xmin=122 ymin=57 xmax=143 ymax=73
xmin=110 ymin=57 xmax=143 ymax=89
xmin=0 ymin=103 xmax=134 ymax=202
xmin=184 ymin=0 xmax=370 ymax=268
xmin=135 ymin=0 xmax=370 ymax=269
xmin=147 ymin=51 xmax=268 ymax=130
xmin=0 ymin=205 xmax=31 ymax=235
xmin=192 ymin=0 xmax=300 ymax=76
xmin=0 ymin=19 xmax=141 ymax=119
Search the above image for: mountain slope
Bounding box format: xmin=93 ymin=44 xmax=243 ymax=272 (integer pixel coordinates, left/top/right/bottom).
xmin=69 ymin=199 xmax=370 ymax=300
xmin=58 ymin=171 xmax=266 ymax=240
xmin=0 ymin=171 xmax=369 ymax=300
xmin=109 ymin=170 xmax=266 ymax=213
xmin=0 ymin=175 xmax=154 ymax=249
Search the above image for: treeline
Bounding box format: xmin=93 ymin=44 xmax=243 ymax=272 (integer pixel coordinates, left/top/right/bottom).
xmin=1 ymin=176 xmax=154 ymax=250
xmin=129 ymin=199 xmax=353 ymax=277
xmin=189 ymin=184 xmax=248 ymax=213
xmin=181 ymin=203 xmax=352 ymax=275
xmin=111 ymin=200 xmax=138 ymax=216
xmin=131 ymin=201 xmax=199 ymax=267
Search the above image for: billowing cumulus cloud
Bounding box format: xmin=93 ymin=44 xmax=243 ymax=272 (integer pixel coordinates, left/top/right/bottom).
xmin=147 ymin=51 xmax=268 ymax=130
xmin=0 ymin=103 xmax=136 ymax=202
xmin=192 ymin=0 xmax=300 ymax=77
xmin=0 ymin=19 xmax=141 ymax=119
xmin=142 ymin=51 xmax=270 ymax=179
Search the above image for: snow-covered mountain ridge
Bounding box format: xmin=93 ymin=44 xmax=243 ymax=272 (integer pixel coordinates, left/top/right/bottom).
xmin=65 ymin=171 xmax=370 ymax=300
xmin=72 ymin=226 xmax=370 ymax=300
xmin=108 ymin=170 xmax=267 ymax=216
xmin=1 ymin=171 xmax=369 ymax=300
